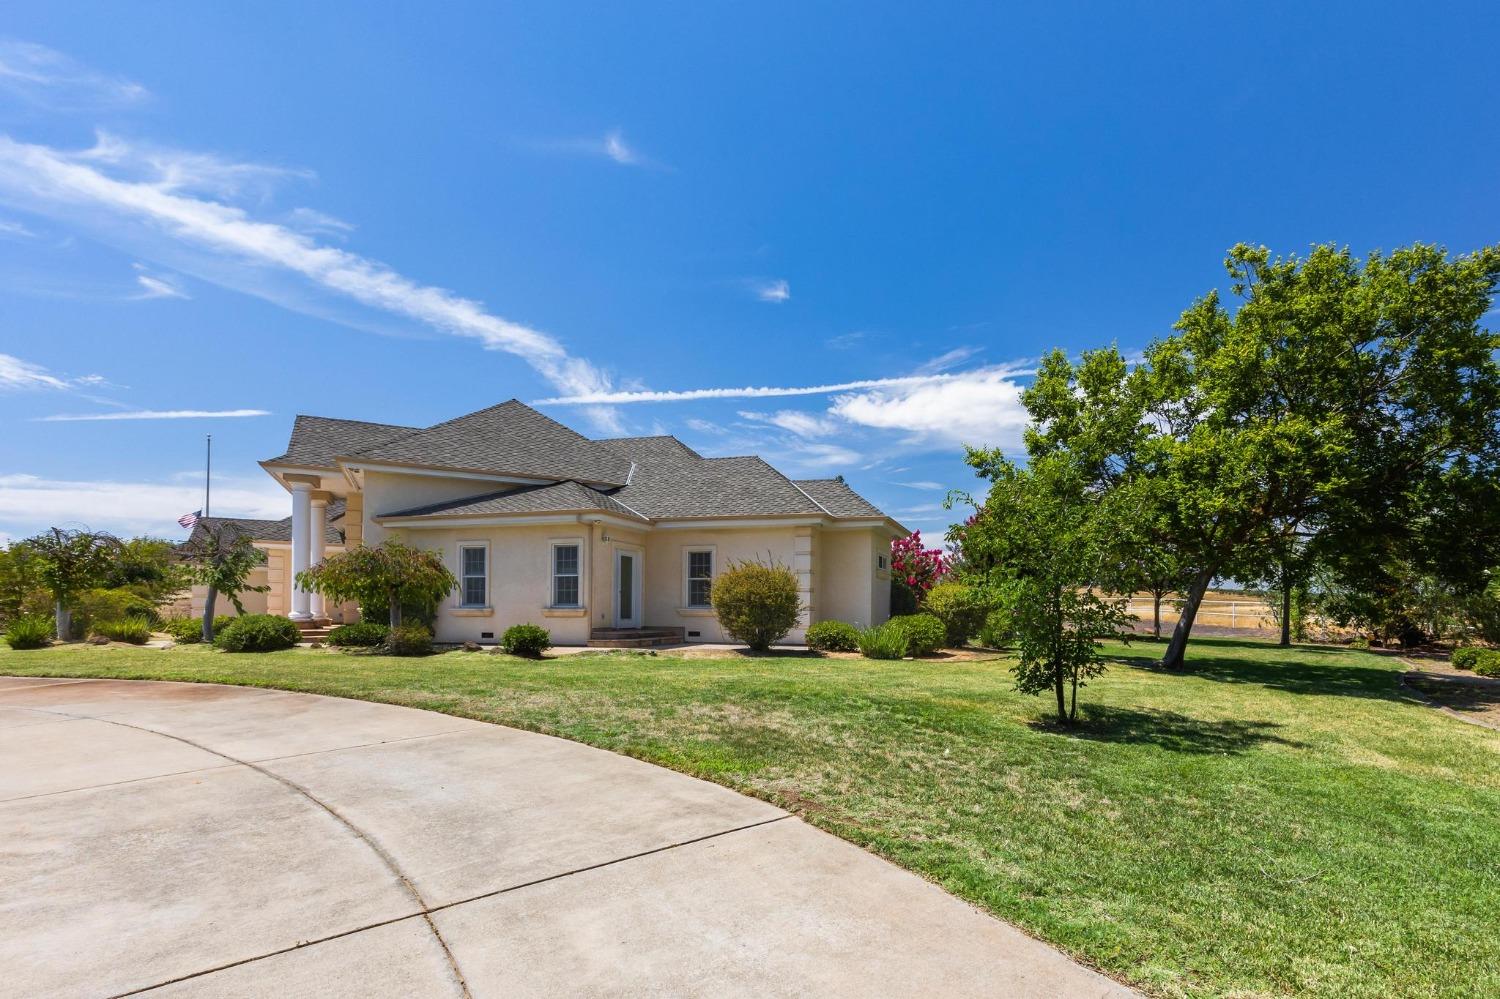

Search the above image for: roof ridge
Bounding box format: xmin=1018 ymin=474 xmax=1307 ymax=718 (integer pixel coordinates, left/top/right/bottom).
xmin=292 ymin=413 xmax=421 ymax=431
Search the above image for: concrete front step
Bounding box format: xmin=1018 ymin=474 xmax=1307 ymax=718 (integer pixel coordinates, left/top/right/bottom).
xmin=587 ymin=626 xmax=686 ymax=649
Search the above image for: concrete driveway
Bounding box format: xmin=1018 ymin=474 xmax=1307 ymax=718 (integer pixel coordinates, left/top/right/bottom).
xmin=1 ymin=676 xmax=1132 ymax=998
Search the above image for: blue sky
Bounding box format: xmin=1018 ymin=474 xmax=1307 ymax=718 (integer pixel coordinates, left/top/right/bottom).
xmin=2 ymin=2 xmax=1497 ymax=543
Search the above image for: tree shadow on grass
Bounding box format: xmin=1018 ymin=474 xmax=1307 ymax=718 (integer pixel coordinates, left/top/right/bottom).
xmin=1029 ymin=704 xmax=1303 ymax=755
xmin=1115 ymin=638 xmax=1402 ymax=702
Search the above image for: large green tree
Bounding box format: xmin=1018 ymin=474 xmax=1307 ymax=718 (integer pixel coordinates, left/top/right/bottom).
xmin=297 ymin=540 xmax=456 ymax=628
xmin=1021 ymin=243 xmax=1500 ymax=670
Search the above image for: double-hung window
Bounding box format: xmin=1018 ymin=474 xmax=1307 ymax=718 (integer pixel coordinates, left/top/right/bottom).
xmin=686 ymin=549 xmax=714 ymax=608
xmin=552 ymin=543 xmax=581 ymax=607
xmin=459 ymin=545 xmax=487 ymax=607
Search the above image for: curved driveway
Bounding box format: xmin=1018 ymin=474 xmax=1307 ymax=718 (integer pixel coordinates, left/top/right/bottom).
xmin=0 ymin=676 xmax=1132 ymax=998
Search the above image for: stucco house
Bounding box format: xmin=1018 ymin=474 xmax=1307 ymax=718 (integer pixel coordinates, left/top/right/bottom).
xmin=191 ymin=400 xmax=904 ymax=646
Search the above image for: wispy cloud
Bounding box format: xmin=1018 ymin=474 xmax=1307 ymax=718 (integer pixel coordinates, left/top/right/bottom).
xmin=738 ymin=409 xmax=838 ymax=437
xmin=0 ymin=472 xmax=285 ymax=536
xmin=33 ymin=408 xmax=269 ymax=422
xmin=0 ymin=133 xmax=619 ymax=428
xmin=132 ymin=264 xmax=189 ymax=300
xmin=0 ymin=352 xmax=71 ymax=390
xmin=536 ymin=367 xmax=1031 ymax=406
xmin=286 ymin=206 xmax=354 ymax=237
xmin=0 ymin=218 xmax=34 ymax=238
xmin=528 ymin=129 xmax=665 ymax=170
xmin=753 ymin=278 xmax=790 ymax=303
xmin=894 ymin=480 xmax=945 ymax=490
xmin=0 ymin=39 xmax=148 ymax=110
xmin=915 ymin=345 xmax=980 ymax=375
xmin=78 ymin=130 xmax=314 ymax=201
xmin=825 ymin=331 xmax=867 ymax=350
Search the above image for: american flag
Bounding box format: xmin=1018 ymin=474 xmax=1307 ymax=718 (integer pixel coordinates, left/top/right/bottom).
xmin=178 ymin=510 xmax=201 ymax=529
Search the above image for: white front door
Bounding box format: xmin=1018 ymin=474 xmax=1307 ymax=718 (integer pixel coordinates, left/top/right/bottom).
xmin=614 ymin=549 xmax=641 ymax=628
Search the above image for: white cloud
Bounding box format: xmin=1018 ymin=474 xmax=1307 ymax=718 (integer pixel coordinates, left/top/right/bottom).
xmin=0 ymin=352 xmax=74 ymax=390
xmin=537 ymin=371 xmax=1021 ymax=406
xmin=830 ymin=366 xmax=1030 ymax=448
xmin=0 ymin=218 xmax=33 ymax=238
xmin=78 ymin=130 xmax=313 ymax=201
xmin=825 ymin=331 xmax=867 ymax=350
xmin=133 ymin=269 xmax=189 ymax=300
xmin=0 ymin=472 xmax=286 ymax=537
xmin=0 ymin=133 xmax=619 ymax=424
xmin=528 ymin=129 xmax=664 ymax=170
xmin=603 ymin=130 xmax=640 ymax=166
xmin=894 ymin=481 xmax=945 ymax=490
xmin=738 ymin=409 xmax=838 ymax=437
xmin=684 ymin=417 xmax=724 ymax=434
xmin=0 ymin=39 xmax=148 ymax=109
xmin=286 ymin=206 xmax=354 ymax=236
xmin=915 ymin=346 xmax=980 ymax=375
xmin=33 ymin=409 xmax=270 ymax=422
xmin=755 ymin=278 xmax=790 ymax=303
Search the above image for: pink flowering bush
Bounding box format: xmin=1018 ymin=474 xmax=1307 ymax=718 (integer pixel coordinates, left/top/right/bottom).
xmin=891 ymin=531 xmax=947 ymax=606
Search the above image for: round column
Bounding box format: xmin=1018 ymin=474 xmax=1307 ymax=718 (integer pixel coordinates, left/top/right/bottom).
xmin=309 ymin=493 xmax=329 ymax=620
xmin=289 ymin=481 xmax=313 ymax=620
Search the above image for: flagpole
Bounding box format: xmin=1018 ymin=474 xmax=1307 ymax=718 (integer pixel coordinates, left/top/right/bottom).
xmin=205 ymin=434 xmax=212 ymax=518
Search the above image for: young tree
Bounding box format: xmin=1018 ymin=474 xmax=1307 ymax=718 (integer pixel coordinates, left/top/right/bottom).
xmin=22 ymin=528 xmax=120 ymax=639
xmin=104 ymin=537 xmax=188 ymax=603
xmin=297 ymin=540 xmax=456 ymax=628
xmin=180 ymin=524 xmax=269 ymax=642
xmin=1022 ymin=243 xmax=1500 ymax=670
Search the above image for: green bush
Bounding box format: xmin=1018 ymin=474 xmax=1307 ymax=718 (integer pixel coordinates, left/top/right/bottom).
xmin=4 ymin=614 xmax=53 ymax=650
xmin=72 ymin=586 xmax=161 ymax=638
xmin=1475 ymin=649 xmax=1500 ymax=678
xmin=162 ymin=615 xmax=233 ymax=643
xmin=91 ymin=618 xmax=151 ymax=644
xmin=1452 ymin=647 xmax=1482 ymax=671
xmin=977 ymin=607 xmax=1014 ymax=648
xmin=384 ymin=623 xmax=433 ymax=657
xmin=501 ymin=623 xmax=551 ymax=657
xmin=214 ymin=614 xmax=300 ymax=653
xmin=857 ymin=621 xmax=909 ymax=660
xmin=889 ymin=613 xmax=946 ymax=656
xmin=806 ymin=619 xmax=860 ymax=652
xmin=327 ymin=622 xmax=391 ymax=648
xmin=924 ymin=582 xmax=990 ymax=647
xmin=711 ymin=559 xmax=801 ymax=652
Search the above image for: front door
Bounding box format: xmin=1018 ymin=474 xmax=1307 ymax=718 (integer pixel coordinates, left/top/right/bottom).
xmin=615 ymin=549 xmax=641 ymax=628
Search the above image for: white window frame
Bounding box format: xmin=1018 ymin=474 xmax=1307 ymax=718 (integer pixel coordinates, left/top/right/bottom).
xmin=683 ymin=547 xmax=715 ymax=609
xmin=457 ymin=541 xmax=489 ymax=608
xmin=549 ymin=538 xmax=584 ymax=608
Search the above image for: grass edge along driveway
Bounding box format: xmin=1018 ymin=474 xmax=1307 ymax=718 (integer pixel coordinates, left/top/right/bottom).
xmin=3 ymin=637 xmax=1497 ymax=999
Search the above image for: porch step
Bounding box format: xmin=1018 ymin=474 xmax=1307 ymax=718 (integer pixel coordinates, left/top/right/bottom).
xmin=294 ymin=619 xmax=334 ymax=643
xmin=587 ymin=626 xmax=685 ymax=649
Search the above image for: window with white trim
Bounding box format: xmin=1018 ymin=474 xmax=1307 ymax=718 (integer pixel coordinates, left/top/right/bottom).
xmin=459 ymin=545 xmax=487 ymax=607
xmin=552 ymin=543 xmax=581 ymax=607
xmin=686 ymin=549 xmax=714 ymax=608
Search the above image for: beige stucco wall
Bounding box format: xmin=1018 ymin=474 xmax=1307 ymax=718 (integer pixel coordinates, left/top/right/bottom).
xmin=818 ymin=528 xmax=892 ymax=628
xmin=642 ymin=524 xmax=807 ymax=643
xmin=189 ymin=565 xmax=270 ymax=620
xmin=361 ymin=470 xmax=514 ymax=546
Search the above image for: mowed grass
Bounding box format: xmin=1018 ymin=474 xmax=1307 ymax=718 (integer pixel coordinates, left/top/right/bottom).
xmin=4 ymin=637 xmax=1498 ymax=998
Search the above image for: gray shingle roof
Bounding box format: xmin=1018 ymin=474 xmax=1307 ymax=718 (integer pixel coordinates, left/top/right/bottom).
xmin=268 ymin=416 xmax=419 ymax=468
xmin=186 ymin=509 xmax=345 ymax=546
xmin=793 ymin=478 xmax=885 ymax=518
xmin=601 ymin=438 xmax=844 ymax=519
xmin=381 ymin=481 xmax=648 ymax=522
xmin=347 ymin=400 xmax=633 ymax=486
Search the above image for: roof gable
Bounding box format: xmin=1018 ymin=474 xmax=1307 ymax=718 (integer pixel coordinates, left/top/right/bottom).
xmin=379 ymin=480 xmax=647 ymax=521
xmin=268 ymin=415 xmax=419 ymax=468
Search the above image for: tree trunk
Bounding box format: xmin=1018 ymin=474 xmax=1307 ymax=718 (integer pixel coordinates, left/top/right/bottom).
xmin=388 ymin=588 xmax=402 ymax=629
xmin=1279 ymin=586 xmax=1292 ymax=647
xmin=1069 ymin=668 xmax=1079 ymax=723
xmin=1051 ymin=587 xmax=1067 ymax=723
xmin=1161 ymin=569 xmax=1213 ymax=671
xmin=54 ymin=599 xmax=70 ymax=642
xmin=202 ymin=587 xmax=218 ymax=643
xmin=1152 ymin=591 xmax=1163 ymax=640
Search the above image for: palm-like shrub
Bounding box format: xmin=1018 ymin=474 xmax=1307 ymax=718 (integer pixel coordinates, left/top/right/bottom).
xmin=501 ymin=623 xmax=551 ymax=657
xmin=91 ymin=618 xmax=151 ymax=644
xmin=384 ymin=623 xmax=433 ymax=657
xmin=857 ymin=621 xmax=908 ymax=660
xmin=889 ymin=613 xmax=946 ymax=655
xmin=806 ymin=619 xmax=860 ymax=652
xmin=4 ymin=615 xmax=53 ymax=650
xmin=711 ymin=559 xmax=801 ymax=652
xmin=214 ymin=614 xmax=300 ymax=652
xmin=328 ymin=622 xmax=390 ymax=648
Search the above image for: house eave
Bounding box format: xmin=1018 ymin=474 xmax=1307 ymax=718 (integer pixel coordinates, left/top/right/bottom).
xmin=334 ymin=456 xmax=626 ymax=489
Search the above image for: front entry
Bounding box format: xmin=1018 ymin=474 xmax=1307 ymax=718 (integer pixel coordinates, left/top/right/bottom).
xmin=614 ymin=549 xmax=642 ymax=628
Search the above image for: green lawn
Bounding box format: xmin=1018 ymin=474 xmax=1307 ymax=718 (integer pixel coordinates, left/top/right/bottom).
xmin=4 ymin=637 xmax=1497 ymax=998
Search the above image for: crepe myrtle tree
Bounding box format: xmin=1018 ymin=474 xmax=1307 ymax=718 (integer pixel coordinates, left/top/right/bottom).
xmin=891 ymin=531 xmax=947 ymax=607
xmin=22 ymin=527 xmax=120 ymax=640
xmin=179 ymin=523 xmax=269 ymax=642
xmin=297 ymin=540 xmax=456 ymax=629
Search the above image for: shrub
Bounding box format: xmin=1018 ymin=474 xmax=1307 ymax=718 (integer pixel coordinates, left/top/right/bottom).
xmin=889 ymin=613 xmax=946 ymax=656
xmin=712 ymin=559 xmax=801 ymax=652
xmin=162 ymin=615 xmax=233 ymax=643
xmin=501 ymin=623 xmax=551 ymax=657
xmin=73 ymin=586 xmax=161 ymax=638
xmin=4 ymin=614 xmax=53 ymax=650
xmin=91 ymin=618 xmax=150 ymax=644
xmin=925 ymin=582 xmax=990 ymax=647
xmin=1452 ymin=647 xmax=1482 ymax=671
xmin=214 ymin=614 xmax=300 ymax=653
xmin=327 ymin=622 xmax=391 ymax=648
xmin=1475 ymin=649 xmax=1500 ymax=678
xmin=384 ymin=623 xmax=433 ymax=657
xmin=977 ymin=607 xmax=1014 ymax=648
xmin=857 ymin=621 xmax=909 ymax=660
xmin=806 ymin=619 xmax=860 ymax=652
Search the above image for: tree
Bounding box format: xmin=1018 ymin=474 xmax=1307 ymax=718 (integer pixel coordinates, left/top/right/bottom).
xmin=297 ymin=540 xmax=456 ymax=628
xmin=0 ymin=543 xmax=48 ymax=626
xmin=22 ymin=528 xmax=120 ymax=639
xmin=180 ymin=523 xmax=269 ymax=642
xmin=958 ymin=455 xmax=1131 ymax=724
xmin=890 ymin=532 xmax=947 ymax=607
xmin=103 ymin=537 xmax=187 ymax=603
xmin=1021 ymin=243 xmax=1500 ymax=670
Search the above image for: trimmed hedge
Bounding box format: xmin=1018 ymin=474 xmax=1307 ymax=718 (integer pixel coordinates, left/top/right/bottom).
xmin=806 ymin=619 xmax=860 ymax=652
xmin=1475 ymin=649 xmax=1500 ymax=679
xmin=163 ymin=615 xmax=233 ymax=644
xmin=1452 ymin=647 xmax=1482 ymax=671
xmin=328 ymin=622 xmax=391 ymax=648
xmin=4 ymin=615 xmax=53 ymax=650
xmin=214 ymin=614 xmax=301 ymax=653
xmin=857 ymin=621 xmax=908 ymax=660
xmin=91 ymin=618 xmax=151 ymax=644
xmin=501 ymin=623 xmax=551 ymax=657
xmin=712 ymin=560 xmax=801 ymax=652
xmin=384 ymin=623 xmax=433 ymax=657
xmin=889 ymin=613 xmax=946 ymax=656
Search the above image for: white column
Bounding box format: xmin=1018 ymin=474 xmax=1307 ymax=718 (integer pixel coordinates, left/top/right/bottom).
xmin=309 ymin=494 xmax=328 ymax=620
xmin=289 ymin=481 xmax=312 ymax=620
